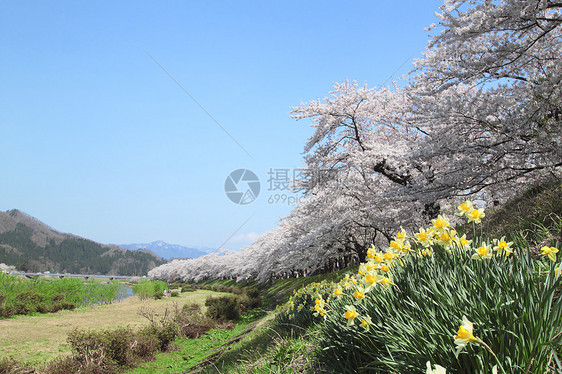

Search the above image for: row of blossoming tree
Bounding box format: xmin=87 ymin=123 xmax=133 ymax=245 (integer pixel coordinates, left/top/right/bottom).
xmin=149 ymin=0 xmax=561 ymax=284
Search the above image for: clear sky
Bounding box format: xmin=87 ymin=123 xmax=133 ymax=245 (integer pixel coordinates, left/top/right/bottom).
xmin=0 ymin=1 xmax=440 ymax=250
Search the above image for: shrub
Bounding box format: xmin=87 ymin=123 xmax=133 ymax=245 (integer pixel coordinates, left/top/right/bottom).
xmin=241 ymin=287 xmax=261 ymax=310
xmin=205 ymin=295 xmax=240 ymax=321
xmin=153 ymin=290 xmax=164 ymax=300
xmin=174 ymin=303 xmax=218 ymax=339
xmin=132 ymin=279 xmax=168 ymax=300
xmin=0 ymin=357 xmax=36 ymax=373
xmin=170 ymin=290 xmax=179 ymax=297
xmin=0 ymin=305 xmax=14 ymax=319
xmin=141 ymin=321 xmax=178 ymax=351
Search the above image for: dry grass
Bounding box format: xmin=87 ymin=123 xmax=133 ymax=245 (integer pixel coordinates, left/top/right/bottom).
xmin=0 ymin=290 xmax=227 ymax=364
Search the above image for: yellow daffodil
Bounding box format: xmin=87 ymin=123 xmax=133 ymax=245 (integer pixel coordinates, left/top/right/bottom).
xmin=333 ymin=287 xmax=343 ymax=297
xmin=373 ymin=254 xmax=383 ymax=263
xmin=426 ymin=361 xmax=447 ymax=374
xmin=493 ymin=237 xmax=514 ymax=256
xmin=437 ymin=230 xmax=454 ymax=248
xmin=540 ymin=246 xmax=559 ymax=262
xmin=454 ymin=316 xmax=479 ymax=356
xmin=366 ymin=246 xmax=376 ymax=259
xmin=415 ymin=228 xmax=432 ymax=247
xmin=467 ymin=208 xmax=485 ymax=224
xmin=344 ymin=305 xmax=358 ymax=326
xmin=383 ymin=251 xmax=394 ymax=262
xmin=421 ymin=249 xmax=432 ymax=256
xmin=457 ymin=234 xmax=472 ymax=250
xmin=353 ymin=286 xmax=365 ymax=302
xmin=389 ymin=240 xmax=402 ymax=251
xmin=380 ymin=264 xmax=390 ymax=272
xmin=472 ymin=243 xmax=493 ymax=259
xmin=360 ymin=315 xmax=373 ymax=331
xmin=365 ymin=272 xmax=377 ymax=285
xmin=396 ymin=227 xmax=407 ymax=242
xmin=432 ymin=215 xmax=450 ymax=233
xmin=379 ymin=276 xmax=393 ymax=290
xmin=358 ymin=264 xmax=368 ymax=276
xmin=456 ymin=200 xmax=473 ymax=217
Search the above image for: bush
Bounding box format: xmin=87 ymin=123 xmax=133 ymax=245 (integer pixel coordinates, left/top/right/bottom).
xmin=170 ymin=290 xmax=179 ymax=297
xmin=205 ymin=295 xmax=240 ymax=321
xmin=239 ymin=287 xmax=262 ymax=312
xmin=0 ymin=305 xmax=14 ymax=319
xmin=0 ymin=357 xmax=35 ymax=373
xmin=132 ymin=279 xmax=168 ymax=301
xmin=153 ymin=290 xmax=164 ymax=300
xmin=174 ymin=303 xmax=218 ymax=339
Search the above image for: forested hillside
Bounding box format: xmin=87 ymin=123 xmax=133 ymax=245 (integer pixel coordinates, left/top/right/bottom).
xmin=0 ymin=209 xmax=164 ymax=275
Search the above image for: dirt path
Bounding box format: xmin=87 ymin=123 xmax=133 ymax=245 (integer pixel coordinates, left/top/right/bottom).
xmin=0 ymin=290 xmax=225 ymax=364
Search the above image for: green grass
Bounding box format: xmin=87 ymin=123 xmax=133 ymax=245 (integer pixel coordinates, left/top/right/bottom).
xmin=126 ymin=309 xmax=268 ymax=374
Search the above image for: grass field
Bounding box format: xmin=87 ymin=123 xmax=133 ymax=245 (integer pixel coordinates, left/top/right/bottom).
xmin=0 ymin=290 xmax=228 ymax=364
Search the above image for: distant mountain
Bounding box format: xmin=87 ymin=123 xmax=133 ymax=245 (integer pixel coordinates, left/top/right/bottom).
xmin=119 ymin=240 xmax=215 ymax=260
xmin=0 ymin=209 xmax=165 ymax=276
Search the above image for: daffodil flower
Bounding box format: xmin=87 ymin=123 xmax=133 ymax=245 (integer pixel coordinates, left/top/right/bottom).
xmin=344 ymin=305 xmax=358 ymax=326
xmin=360 ymin=315 xmax=372 ymax=331
xmin=467 ymin=208 xmax=485 ymax=224
xmin=396 ymin=227 xmax=408 ymax=242
xmin=353 ymin=286 xmax=366 ymax=302
xmin=540 ymin=246 xmax=559 ymax=262
xmin=454 ymin=316 xmax=498 ymax=360
xmin=432 ymin=215 xmax=450 ymax=233
xmin=415 ymin=228 xmax=433 ymax=247
xmin=358 ymin=263 xmax=368 ymax=276
xmin=456 ymin=234 xmax=472 ymax=250
xmin=493 ymin=237 xmax=514 ymax=257
xmin=383 ymin=251 xmax=394 ymax=262
xmin=426 ymin=361 xmax=447 ymax=374
xmin=472 ymin=243 xmax=493 ymax=260
xmin=437 ymin=230 xmax=454 ymax=248
xmin=456 ymin=200 xmax=473 ymax=217
xmin=454 ymin=316 xmax=479 ymax=356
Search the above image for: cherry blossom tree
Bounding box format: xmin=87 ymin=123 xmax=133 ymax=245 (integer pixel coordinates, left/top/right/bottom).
xmin=149 ymin=0 xmax=561 ymax=283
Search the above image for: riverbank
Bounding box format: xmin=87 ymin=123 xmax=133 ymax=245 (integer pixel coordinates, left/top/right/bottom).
xmin=0 ymin=290 xmax=227 ymax=364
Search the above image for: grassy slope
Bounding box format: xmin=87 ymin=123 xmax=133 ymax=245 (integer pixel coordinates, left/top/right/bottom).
xmin=164 ymin=182 xmax=561 ymax=373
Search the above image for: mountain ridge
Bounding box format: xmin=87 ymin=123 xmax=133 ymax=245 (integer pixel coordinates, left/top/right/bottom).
xmin=0 ymin=209 xmax=164 ymax=276
xmin=118 ymin=240 xmax=216 ymax=260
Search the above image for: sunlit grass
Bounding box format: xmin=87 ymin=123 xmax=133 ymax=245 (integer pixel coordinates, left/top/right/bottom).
xmin=0 ymin=290 xmax=227 ymax=364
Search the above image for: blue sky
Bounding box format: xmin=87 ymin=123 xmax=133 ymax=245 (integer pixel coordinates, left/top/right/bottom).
xmin=0 ymin=1 xmax=440 ymax=250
